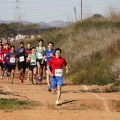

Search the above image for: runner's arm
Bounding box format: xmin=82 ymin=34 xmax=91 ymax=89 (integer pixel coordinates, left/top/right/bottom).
xmin=47 ymin=64 xmax=53 ymax=76
xmin=63 ymin=59 xmax=69 ymax=74
xmin=65 ymin=65 xmax=69 ymax=74
xmin=3 ymin=53 xmax=9 ymax=62
xmin=47 ymin=59 xmax=53 ymax=76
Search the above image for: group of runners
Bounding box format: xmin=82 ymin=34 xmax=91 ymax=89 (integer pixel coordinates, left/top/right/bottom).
xmin=0 ymin=38 xmax=69 ymax=105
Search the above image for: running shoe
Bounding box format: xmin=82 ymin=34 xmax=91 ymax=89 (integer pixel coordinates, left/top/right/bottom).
xmin=0 ymin=76 xmax=3 ymax=79
xmin=48 ymin=86 xmax=51 ymax=92
xmin=56 ymin=100 xmax=59 ymax=105
xmin=38 ymin=78 xmax=42 ymax=82
xmin=10 ymin=82 xmax=13 ymax=84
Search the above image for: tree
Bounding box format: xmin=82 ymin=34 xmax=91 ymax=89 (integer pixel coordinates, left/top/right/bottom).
xmin=0 ymin=24 xmax=11 ymax=37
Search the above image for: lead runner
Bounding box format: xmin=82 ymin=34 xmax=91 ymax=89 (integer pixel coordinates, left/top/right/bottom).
xmin=47 ymin=48 xmax=69 ymax=105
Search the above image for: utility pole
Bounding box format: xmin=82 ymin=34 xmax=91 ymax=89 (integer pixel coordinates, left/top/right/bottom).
xmin=81 ymin=0 xmax=83 ymax=21
xmin=15 ymin=0 xmax=21 ymax=23
xmin=74 ymin=7 xmax=77 ymax=22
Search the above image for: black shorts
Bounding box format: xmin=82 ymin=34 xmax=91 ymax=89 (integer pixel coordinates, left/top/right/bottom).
xmin=29 ymin=65 xmax=37 ymax=71
xmin=0 ymin=62 xmax=3 ymax=69
xmin=8 ymin=65 xmax=16 ymax=72
xmin=26 ymin=62 xmax=30 ymax=68
xmin=36 ymin=59 xmax=44 ymax=66
xmin=18 ymin=63 xmax=26 ymax=72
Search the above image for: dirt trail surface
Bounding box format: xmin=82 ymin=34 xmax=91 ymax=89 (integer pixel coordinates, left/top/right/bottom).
xmin=0 ymin=74 xmax=120 ymax=120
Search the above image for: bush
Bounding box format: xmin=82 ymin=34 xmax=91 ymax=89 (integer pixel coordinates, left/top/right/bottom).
xmin=105 ymin=80 xmax=120 ymax=92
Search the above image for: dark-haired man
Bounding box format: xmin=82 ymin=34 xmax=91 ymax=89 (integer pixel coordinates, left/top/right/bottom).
xmin=16 ymin=42 xmax=24 ymax=55
xmin=43 ymin=42 xmax=55 ymax=91
xmin=17 ymin=47 xmax=27 ymax=83
xmin=36 ymin=39 xmax=45 ymax=82
xmin=47 ymin=48 xmax=69 ymax=105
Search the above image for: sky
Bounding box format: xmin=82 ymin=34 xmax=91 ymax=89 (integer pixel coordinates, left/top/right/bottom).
xmin=0 ymin=0 xmax=120 ymax=23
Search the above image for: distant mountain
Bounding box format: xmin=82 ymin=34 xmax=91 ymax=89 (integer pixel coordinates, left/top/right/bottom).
xmin=37 ymin=22 xmax=49 ymax=28
xmin=37 ymin=20 xmax=74 ymax=28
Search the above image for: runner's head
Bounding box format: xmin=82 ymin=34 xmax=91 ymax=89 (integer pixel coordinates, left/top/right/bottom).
xmin=5 ymin=43 xmax=9 ymax=49
xmin=27 ymin=42 xmax=31 ymax=49
xmin=20 ymin=41 xmax=24 ymax=48
xmin=48 ymin=42 xmax=54 ymax=50
xmin=20 ymin=46 xmax=25 ymax=52
xmin=55 ymin=48 xmax=61 ymax=57
xmin=10 ymin=45 xmax=15 ymax=53
xmin=38 ymin=39 xmax=44 ymax=47
xmin=32 ymin=47 xmax=36 ymax=54
xmin=4 ymin=38 xmax=8 ymax=44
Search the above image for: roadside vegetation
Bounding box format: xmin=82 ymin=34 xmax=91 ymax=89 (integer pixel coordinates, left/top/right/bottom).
xmin=0 ymin=98 xmax=41 ymax=111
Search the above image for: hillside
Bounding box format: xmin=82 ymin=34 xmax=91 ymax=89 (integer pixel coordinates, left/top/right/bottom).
xmin=12 ymin=19 xmax=120 ymax=85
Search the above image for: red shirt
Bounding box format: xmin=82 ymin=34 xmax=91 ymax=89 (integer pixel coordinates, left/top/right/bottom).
xmin=2 ymin=48 xmax=10 ymax=62
xmin=26 ymin=48 xmax=32 ymax=56
xmin=26 ymin=48 xmax=32 ymax=63
xmin=48 ymin=57 xmax=67 ymax=75
xmin=0 ymin=50 xmax=3 ymax=62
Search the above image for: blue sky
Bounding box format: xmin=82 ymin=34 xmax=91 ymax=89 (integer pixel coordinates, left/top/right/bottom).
xmin=0 ymin=0 xmax=120 ymax=23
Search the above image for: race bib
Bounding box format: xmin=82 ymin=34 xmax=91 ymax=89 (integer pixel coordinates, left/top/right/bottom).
xmin=4 ymin=54 xmax=6 ymax=57
xmin=38 ymin=53 xmax=43 ymax=59
xmin=10 ymin=57 xmax=15 ymax=63
xmin=20 ymin=56 xmax=24 ymax=62
xmin=31 ymin=59 xmax=36 ymax=65
xmin=55 ymin=69 xmax=63 ymax=76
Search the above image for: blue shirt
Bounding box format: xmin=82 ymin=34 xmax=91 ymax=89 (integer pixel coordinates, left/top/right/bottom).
xmin=16 ymin=48 xmax=21 ymax=55
xmin=44 ymin=49 xmax=55 ymax=65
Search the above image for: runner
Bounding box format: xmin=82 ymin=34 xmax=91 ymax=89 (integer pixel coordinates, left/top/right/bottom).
xmin=0 ymin=44 xmax=3 ymax=79
xmin=17 ymin=47 xmax=27 ymax=83
xmin=43 ymin=42 xmax=55 ymax=91
xmin=36 ymin=39 xmax=45 ymax=82
xmin=16 ymin=41 xmax=24 ymax=55
xmin=27 ymin=47 xmax=37 ymax=85
xmin=4 ymin=46 xmax=17 ymax=84
xmin=47 ymin=48 xmax=69 ymax=105
xmin=2 ymin=43 xmax=10 ymax=79
xmin=42 ymin=45 xmax=46 ymax=79
xmin=16 ymin=42 xmax=24 ymax=78
xmin=26 ymin=42 xmax=32 ymax=81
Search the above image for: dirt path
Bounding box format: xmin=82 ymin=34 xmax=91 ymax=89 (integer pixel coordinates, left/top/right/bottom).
xmin=0 ymin=75 xmax=120 ymax=120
